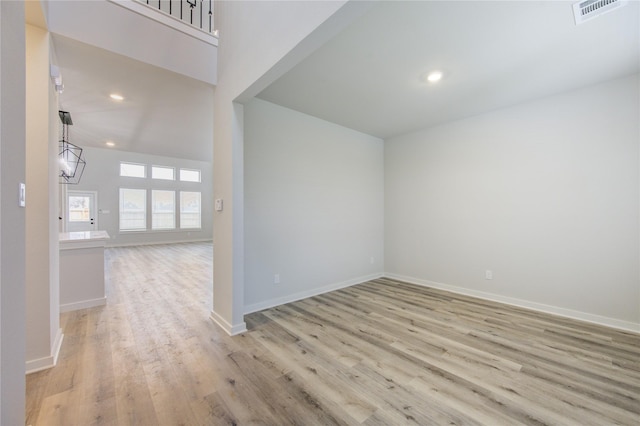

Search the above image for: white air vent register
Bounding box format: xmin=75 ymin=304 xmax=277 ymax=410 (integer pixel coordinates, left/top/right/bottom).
xmin=573 ymin=0 xmax=628 ymax=25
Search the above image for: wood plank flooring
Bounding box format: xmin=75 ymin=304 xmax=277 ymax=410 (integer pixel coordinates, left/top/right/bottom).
xmin=26 ymin=242 xmax=640 ymax=425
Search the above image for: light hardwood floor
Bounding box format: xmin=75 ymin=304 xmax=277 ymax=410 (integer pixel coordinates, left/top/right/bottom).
xmin=26 ymin=242 xmax=640 ymax=425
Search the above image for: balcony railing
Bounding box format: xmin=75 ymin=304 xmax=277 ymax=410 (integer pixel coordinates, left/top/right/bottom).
xmin=138 ymin=0 xmax=214 ymax=35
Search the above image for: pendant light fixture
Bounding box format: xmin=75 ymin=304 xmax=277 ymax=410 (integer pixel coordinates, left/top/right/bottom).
xmin=58 ymin=110 xmax=86 ymax=184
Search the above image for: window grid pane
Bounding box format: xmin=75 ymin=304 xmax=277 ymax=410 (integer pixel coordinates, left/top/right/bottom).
xmin=152 ymin=166 xmax=175 ymax=181
xmin=180 ymin=191 xmax=201 ymax=229
xmin=120 ymin=162 xmax=146 ymax=178
xmin=152 ymin=190 xmax=175 ymax=230
xmin=119 ymin=188 xmax=146 ymax=230
xmin=68 ymin=196 xmax=90 ymax=222
xmin=179 ymin=168 xmax=201 ymax=182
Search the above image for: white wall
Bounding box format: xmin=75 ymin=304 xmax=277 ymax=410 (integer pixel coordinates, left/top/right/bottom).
xmin=215 ymin=0 xmax=350 ymax=100
xmin=0 ymin=1 xmax=26 ymax=423
xmin=71 ymin=147 xmax=213 ymax=246
xmin=211 ymin=0 xmax=360 ymax=333
xmin=385 ymin=74 xmax=640 ymax=330
xmin=48 ymin=23 xmax=61 ymax=372
xmin=25 ymin=24 xmax=62 ymax=373
xmin=46 ymin=0 xmax=217 ymax=85
xmin=244 ymin=98 xmax=383 ymax=312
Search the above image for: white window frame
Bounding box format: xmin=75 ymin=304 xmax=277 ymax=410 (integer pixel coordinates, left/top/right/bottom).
xmin=179 ymin=168 xmax=201 ymax=183
xmin=152 ymin=190 xmax=176 ymax=230
xmin=120 ymin=162 xmax=146 ymax=178
xmin=152 ymin=165 xmax=175 ymax=181
xmin=180 ymin=191 xmax=202 ymax=229
xmin=119 ymin=188 xmax=147 ymax=231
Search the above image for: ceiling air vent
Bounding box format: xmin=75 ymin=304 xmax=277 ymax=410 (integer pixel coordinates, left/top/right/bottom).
xmin=573 ymin=0 xmax=628 ymax=25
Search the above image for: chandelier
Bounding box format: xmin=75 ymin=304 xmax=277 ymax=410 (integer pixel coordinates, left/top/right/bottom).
xmin=58 ymin=110 xmax=86 ymax=185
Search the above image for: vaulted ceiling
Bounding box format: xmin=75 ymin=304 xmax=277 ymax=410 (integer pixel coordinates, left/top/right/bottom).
xmin=52 ymin=35 xmax=214 ymax=161
xmin=258 ymin=1 xmax=639 ymax=139
xmin=49 ymin=1 xmax=639 ymax=161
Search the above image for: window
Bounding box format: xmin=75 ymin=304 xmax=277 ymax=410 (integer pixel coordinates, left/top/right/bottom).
xmin=120 ymin=162 xmax=146 ymax=178
xmin=119 ymin=188 xmax=146 ymax=230
xmin=180 ymin=191 xmax=201 ymax=229
xmin=152 ymin=190 xmax=175 ymax=230
xmin=118 ymin=161 xmax=204 ymax=233
xmin=68 ymin=195 xmax=91 ymax=222
xmin=152 ymin=166 xmax=175 ymax=180
xmin=179 ymin=168 xmax=201 ymax=182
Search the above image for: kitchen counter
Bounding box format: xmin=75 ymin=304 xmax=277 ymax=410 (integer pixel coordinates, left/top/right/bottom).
xmin=59 ymin=230 xmax=110 ymax=312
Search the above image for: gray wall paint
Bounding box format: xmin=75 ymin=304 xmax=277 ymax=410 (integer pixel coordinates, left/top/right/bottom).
xmin=71 ymin=147 xmax=212 ymax=246
xmin=385 ymin=74 xmax=640 ymax=326
xmin=0 ymin=1 xmax=26 ymax=423
xmin=212 ymin=0 xmax=352 ymax=331
xmin=244 ymin=98 xmax=384 ymax=311
xmin=26 ymin=24 xmax=61 ymax=368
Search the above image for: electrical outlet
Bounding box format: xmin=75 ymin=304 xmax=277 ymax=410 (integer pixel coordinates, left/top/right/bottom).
xmin=485 ymin=270 xmax=493 ymax=280
xmin=274 ymin=274 xmax=280 ymax=284
xmin=370 ymin=257 xmax=374 ymax=264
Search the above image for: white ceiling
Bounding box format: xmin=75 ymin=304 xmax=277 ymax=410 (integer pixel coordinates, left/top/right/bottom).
xmin=52 ymin=35 xmax=214 ymax=161
xmin=50 ymin=1 xmax=638 ymax=158
xmin=257 ymin=1 xmax=640 ymax=139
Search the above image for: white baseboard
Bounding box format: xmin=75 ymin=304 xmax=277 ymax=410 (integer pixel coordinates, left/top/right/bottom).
xmin=108 ymin=238 xmax=212 ymax=248
xmin=210 ymin=310 xmax=247 ymax=336
xmin=26 ymin=328 xmax=64 ymax=375
xmin=385 ymin=273 xmax=640 ymax=334
xmin=244 ymin=272 xmax=384 ymax=315
xmin=60 ymin=297 xmax=106 ymax=313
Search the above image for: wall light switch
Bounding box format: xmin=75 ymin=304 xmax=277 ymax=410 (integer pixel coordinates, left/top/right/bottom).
xmin=215 ymin=198 xmax=223 ymax=212
xmin=19 ymin=183 xmax=26 ymax=207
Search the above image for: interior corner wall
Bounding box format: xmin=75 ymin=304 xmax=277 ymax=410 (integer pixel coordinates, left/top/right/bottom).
xmin=0 ymin=1 xmax=26 ymax=423
xmin=384 ymin=74 xmax=640 ymax=330
xmin=48 ymin=37 xmax=61 ymax=362
xmin=26 ymin=23 xmax=60 ymax=371
xmin=244 ymin=98 xmax=384 ymax=312
xmin=215 ymin=0 xmax=348 ymax=99
xmin=71 ymin=147 xmax=213 ymax=246
xmin=212 ymin=0 xmax=350 ymax=332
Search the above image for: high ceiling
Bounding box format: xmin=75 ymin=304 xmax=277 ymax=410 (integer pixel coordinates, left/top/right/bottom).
xmin=51 ymin=1 xmax=638 ymax=159
xmin=52 ymin=35 xmax=214 ymax=161
xmin=258 ymin=1 xmax=640 ymax=139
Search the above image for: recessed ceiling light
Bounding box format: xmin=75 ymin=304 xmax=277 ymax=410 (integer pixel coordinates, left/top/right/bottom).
xmin=105 ymin=141 xmax=115 ymax=147
xmin=426 ymin=71 xmax=443 ymax=83
xmin=109 ymin=93 xmax=124 ymax=101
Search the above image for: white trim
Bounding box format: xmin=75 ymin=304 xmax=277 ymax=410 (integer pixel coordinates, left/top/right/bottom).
xmin=210 ymin=310 xmax=247 ymax=336
xmin=60 ymin=297 xmax=106 ymax=313
xmin=25 ymin=356 xmax=54 ymax=375
xmin=109 ymin=0 xmax=218 ymax=46
xmin=51 ymin=328 xmax=64 ymax=367
xmin=244 ymin=273 xmax=384 ymax=315
xmin=26 ymin=329 xmax=64 ymax=375
xmin=385 ymin=273 xmax=640 ymax=334
xmin=108 ymin=238 xmax=212 ymax=248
